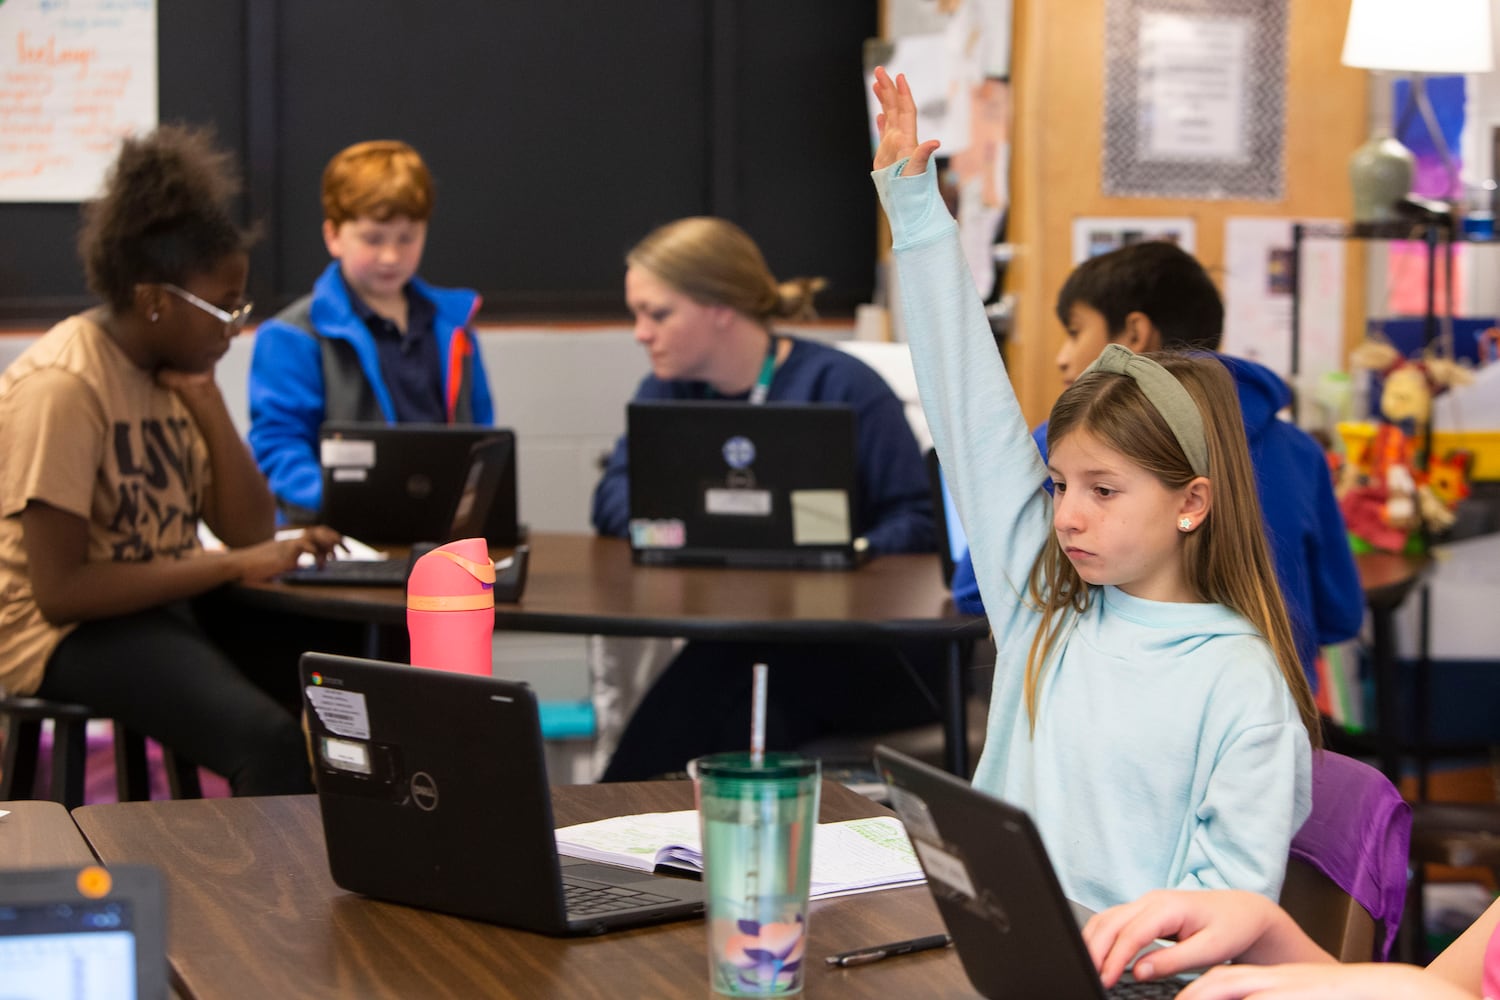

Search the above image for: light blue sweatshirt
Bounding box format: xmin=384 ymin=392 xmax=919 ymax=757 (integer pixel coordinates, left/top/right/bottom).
xmin=873 ymin=159 xmax=1311 ymax=910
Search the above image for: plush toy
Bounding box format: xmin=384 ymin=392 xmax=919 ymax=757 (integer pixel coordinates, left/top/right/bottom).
xmin=1336 ymin=340 xmax=1473 ymax=554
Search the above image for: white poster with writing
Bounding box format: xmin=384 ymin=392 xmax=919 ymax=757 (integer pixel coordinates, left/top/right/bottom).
xmin=0 ymin=0 xmax=157 ymax=202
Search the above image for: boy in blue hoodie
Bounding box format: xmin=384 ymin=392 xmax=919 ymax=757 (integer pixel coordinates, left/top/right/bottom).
xmin=950 ymin=240 xmax=1362 ymax=689
xmin=249 ymin=140 xmax=494 ymax=523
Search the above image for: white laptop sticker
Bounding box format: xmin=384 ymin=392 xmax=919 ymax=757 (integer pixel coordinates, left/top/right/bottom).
xmin=305 ymin=686 xmax=371 ymax=740
xmin=790 ymin=489 xmax=851 ymax=545
xmin=914 ymin=839 xmax=978 ymax=900
xmin=705 ymin=488 xmax=772 ymax=517
xmin=321 ymin=439 xmax=376 ymax=468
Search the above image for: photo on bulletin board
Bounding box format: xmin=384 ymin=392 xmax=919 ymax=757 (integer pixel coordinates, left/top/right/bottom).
xmin=1101 ymin=0 xmax=1287 ymax=200
xmin=1070 ymin=216 xmax=1195 ymax=266
xmin=868 ymin=0 xmax=1013 ymax=306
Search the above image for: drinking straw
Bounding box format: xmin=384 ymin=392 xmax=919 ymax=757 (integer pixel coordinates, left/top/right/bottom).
xmin=750 ymin=662 xmax=768 ymax=766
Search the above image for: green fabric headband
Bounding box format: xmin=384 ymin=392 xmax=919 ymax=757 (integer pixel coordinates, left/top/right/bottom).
xmin=1080 ymin=344 xmax=1210 ymax=478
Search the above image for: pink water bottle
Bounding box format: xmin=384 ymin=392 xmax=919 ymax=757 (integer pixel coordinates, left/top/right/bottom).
xmin=406 ymin=537 xmax=495 ymax=676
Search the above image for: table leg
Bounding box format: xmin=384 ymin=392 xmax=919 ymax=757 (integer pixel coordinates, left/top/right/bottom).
xmin=1369 ymin=601 xmax=1402 ymax=785
xmin=942 ymin=639 xmax=969 ymax=777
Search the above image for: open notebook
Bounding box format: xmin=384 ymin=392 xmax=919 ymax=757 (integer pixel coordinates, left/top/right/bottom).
xmin=554 ymin=811 xmax=924 ymax=899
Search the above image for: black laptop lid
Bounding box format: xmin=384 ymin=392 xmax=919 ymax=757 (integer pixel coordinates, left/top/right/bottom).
xmin=626 ymin=401 xmax=859 ymax=558
xmin=874 ymin=747 xmax=1176 ymax=1000
xmin=300 ymin=653 xmax=571 ymax=934
xmin=318 ymin=423 xmax=520 ymax=545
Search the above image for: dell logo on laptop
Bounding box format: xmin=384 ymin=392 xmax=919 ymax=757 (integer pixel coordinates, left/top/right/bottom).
xmin=410 ymin=771 xmax=439 ymax=811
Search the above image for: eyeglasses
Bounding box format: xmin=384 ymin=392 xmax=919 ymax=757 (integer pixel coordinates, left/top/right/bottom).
xmin=161 ymin=283 xmax=255 ymax=330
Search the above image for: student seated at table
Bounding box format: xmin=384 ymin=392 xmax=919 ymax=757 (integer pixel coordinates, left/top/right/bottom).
xmin=592 ymin=216 xmax=938 ymax=781
xmin=1085 ymin=888 xmax=1500 ymax=998
xmin=947 ymin=240 xmax=1363 ymax=694
xmin=0 ymin=126 xmax=340 ymax=796
xmin=249 ymin=140 xmax=495 ymax=524
xmin=872 ymin=67 xmax=1317 ymax=908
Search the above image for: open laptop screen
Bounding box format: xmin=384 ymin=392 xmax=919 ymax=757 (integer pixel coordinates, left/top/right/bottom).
xmin=0 ymin=865 xmax=166 ymax=1000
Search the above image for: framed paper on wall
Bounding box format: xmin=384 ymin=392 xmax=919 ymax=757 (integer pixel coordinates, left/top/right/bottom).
xmin=1102 ymin=0 xmax=1287 ymax=200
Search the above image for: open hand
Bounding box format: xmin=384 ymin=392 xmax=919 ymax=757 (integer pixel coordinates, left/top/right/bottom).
xmin=871 ymin=66 xmax=941 ymax=175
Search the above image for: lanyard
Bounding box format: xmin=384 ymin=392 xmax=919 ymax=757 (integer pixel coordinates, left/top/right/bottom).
xmin=747 ymin=335 xmax=781 ymax=406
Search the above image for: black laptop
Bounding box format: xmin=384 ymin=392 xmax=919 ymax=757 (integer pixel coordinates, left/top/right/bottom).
xmin=626 ymin=400 xmax=867 ymax=569
xmin=283 ymin=435 xmax=524 ymax=590
xmin=300 ymin=652 xmax=705 ymax=936
xmin=0 ymin=863 xmax=167 ymax=999
xmin=874 ymin=746 xmax=1189 ymax=999
xmin=318 ymin=422 xmax=521 ymax=546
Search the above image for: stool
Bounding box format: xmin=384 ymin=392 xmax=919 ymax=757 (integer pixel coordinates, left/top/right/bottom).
xmin=0 ymin=695 xmax=201 ymax=808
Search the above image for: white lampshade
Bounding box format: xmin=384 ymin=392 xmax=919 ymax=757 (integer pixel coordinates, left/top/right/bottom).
xmin=1342 ymin=0 xmax=1494 ymax=74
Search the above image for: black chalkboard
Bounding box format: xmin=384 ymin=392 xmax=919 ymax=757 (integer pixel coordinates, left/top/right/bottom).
xmin=0 ymin=1 xmax=878 ymax=325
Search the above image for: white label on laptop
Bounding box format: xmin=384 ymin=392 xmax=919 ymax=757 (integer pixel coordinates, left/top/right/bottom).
xmin=320 ymin=439 xmax=376 ymax=468
xmin=913 ymin=840 xmax=978 ymax=900
xmin=305 ymin=686 xmax=371 ymax=740
xmin=791 ymin=489 xmax=851 ymax=545
xmin=704 ymin=488 xmax=771 ymax=517
xmin=331 ymin=468 xmax=369 ymax=483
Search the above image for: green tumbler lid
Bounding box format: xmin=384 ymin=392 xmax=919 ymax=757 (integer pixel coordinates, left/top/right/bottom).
xmin=693 ymin=751 xmax=819 ymax=781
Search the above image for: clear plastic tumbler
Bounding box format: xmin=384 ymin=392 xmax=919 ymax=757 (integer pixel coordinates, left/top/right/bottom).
xmin=691 ymin=752 xmax=821 ymax=997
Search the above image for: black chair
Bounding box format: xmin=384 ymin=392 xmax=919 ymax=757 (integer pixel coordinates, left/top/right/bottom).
xmin=0 ymin=694 xmax=201 ymax=808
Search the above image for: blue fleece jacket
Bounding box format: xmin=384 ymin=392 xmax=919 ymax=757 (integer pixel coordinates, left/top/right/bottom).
xmin=591 ymin=336 xmax=934 ymax=555
xmin=951 ymin=356 xmax=1363 ymax=690
xmin=248 ymin=262 xmax=495 ymax=516
xmin=876 ymin=157 xmax=1311 ymax=910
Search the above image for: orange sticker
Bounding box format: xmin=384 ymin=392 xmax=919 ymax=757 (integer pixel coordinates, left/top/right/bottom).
xmin=76 ymin=865 xmax=112 ymax=898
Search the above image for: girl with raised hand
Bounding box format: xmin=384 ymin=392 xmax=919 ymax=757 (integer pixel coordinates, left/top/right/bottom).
xmin=870 ymin=67 xmax=1319 ymax=910
xmin=0 ymin=126 xmax=340 ymax=795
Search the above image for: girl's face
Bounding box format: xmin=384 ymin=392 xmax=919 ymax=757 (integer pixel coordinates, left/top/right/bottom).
xmin=625 ymin=265 xmax=725 ymax=382
xmin=151 ymin=252 xmax=250 ymax=373
xmin=1047 ymin=428 xmax=1203 ymax=603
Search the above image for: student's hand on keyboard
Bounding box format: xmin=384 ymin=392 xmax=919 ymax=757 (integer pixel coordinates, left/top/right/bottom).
xmin=234 ymin=526 xmax=344 ymax=582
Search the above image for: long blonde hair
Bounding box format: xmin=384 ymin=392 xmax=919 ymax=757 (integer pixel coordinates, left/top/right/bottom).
xmin=626 ymin=217 xmax=826 ymax=324
xmin=1024 ymin=352 xmax=1321 ymax=747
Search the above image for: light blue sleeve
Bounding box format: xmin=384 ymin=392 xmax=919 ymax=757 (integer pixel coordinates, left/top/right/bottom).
xmin=872 ymin=161 xmax=1051 ymax=644
xmin=1178 ymin=711 xmax=1312 ymax=900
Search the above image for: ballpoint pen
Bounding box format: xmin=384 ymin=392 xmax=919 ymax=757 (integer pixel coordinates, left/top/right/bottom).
xmin=824 ymin=932 xmax=953 ymax=968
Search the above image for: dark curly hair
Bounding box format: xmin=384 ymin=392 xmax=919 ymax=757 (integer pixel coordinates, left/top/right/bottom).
xmin=77 ymin=125 xmax=254 ymax=312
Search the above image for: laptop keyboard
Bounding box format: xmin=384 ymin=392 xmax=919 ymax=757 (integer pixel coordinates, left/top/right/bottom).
xmin=1105 ymin=978 xmax=1187 ymax=998
xmin=562 ymin=877 xmax=677 ymax=916
xmin=280 ymin=561 xmax=408 ymax=587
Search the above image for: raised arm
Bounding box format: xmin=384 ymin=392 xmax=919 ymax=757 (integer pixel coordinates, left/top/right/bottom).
xmin=870 ymin=67 xmax=1051 ymax=634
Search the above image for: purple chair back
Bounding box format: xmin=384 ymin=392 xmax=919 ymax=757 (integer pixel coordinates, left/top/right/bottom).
xmin=1289 ymin=751 xmax=1412 ymax=960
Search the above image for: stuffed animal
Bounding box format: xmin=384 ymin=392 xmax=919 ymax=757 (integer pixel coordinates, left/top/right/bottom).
xmin=1336 ymin=340 xmax=1473 ymax=554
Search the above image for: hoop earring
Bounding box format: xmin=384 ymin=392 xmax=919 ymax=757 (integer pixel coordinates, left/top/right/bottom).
xmin=1178 ymin=517 xmax=1193 ymax=532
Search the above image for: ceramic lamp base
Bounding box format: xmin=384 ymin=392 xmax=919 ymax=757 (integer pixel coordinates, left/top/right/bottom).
xmin=1349 ymin=131 xmax=1415 ymax=223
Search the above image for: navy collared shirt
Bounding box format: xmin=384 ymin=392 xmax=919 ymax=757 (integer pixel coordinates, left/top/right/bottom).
xmin=341 ymin=270 xmax=446 ymax=423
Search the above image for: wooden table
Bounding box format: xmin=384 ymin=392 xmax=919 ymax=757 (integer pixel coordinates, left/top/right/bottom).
xmin=73 ymin=782 xmax=979 ymax=999
xmin=238 ymin=533 xmax=989 ymax=774
xmin=1 ymin=799 xmax=98 ymax=866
